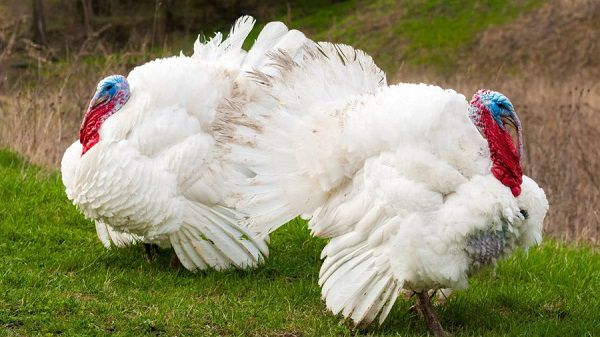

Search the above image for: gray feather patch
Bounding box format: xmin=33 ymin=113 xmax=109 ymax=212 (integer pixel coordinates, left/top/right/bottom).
xmin=465 ymin=219 xmax=516 ymax=270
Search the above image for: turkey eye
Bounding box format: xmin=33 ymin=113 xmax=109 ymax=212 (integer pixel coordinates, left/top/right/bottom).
xmin=106 ymin=84 xmax=114 ymax=91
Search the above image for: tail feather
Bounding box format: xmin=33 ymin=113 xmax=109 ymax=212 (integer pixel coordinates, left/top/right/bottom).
xmin=223 ymin=16 xmax=256 ymax=52
xmin=219 ymin=39 xmax=386 ymax=236
xmin=242 ymin=21 xmax=290 ymax=72
xmin=192 ymin=15 xmax=255 ymax=63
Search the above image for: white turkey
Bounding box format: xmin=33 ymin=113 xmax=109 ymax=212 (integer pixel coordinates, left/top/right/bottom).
xmin=220 ymin=42 xmax=549 ymax=335
xmin=61 ymin=16 xmax=310 ymax=271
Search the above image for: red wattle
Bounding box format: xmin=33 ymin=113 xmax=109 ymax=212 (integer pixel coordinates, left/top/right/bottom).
xmin=474 ymin=101 xmax=523 ymax=197
xmin=80 ymin=101 xmax=116 ymax=155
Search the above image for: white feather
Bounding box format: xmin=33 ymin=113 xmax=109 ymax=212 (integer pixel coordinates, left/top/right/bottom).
xmin=95 ymin=221 xmax=141 ymax=248
xmin=222 ymin=41 xmax=549 ymax=324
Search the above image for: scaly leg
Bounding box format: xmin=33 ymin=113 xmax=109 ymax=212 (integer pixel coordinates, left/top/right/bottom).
xmin=415 ymin=291 xmax=449 ymax=337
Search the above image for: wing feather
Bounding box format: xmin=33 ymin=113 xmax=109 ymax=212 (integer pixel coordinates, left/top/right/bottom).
xmin=168 ymin=202 xmax=266 ymax=271
xmin=95 ymin=221 xmax=142 ymax=248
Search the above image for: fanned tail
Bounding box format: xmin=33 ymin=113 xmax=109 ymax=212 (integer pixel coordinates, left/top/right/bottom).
xmin=219 ymin=40 xmax=386 ymax=235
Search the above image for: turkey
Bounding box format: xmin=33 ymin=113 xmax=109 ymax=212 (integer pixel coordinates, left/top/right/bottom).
xmin=61 ymin=16 xmax=310 ymax=271
xmin=220 ymin=42 xmax=549 ymax=335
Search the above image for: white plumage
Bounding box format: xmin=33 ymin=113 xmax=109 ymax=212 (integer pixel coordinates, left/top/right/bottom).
xmin=221 ymin=41 xmax=549 ymax=327
xmin=61 ymin=17 xmax=310 ymax=271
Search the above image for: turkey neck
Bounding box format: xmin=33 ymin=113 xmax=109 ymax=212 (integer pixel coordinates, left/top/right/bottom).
xmin=475 ymin=103 xmax=523 ymax=197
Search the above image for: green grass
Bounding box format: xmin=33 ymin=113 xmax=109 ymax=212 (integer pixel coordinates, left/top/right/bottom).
xmin=285 ymin=0 xmax=542 ymax=73
xmin=1 ymin=149 xmax=599 ymax=336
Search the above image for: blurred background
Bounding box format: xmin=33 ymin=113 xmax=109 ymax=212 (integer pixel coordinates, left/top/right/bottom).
xmin=0 ymin=0 xmax=598 ymax=243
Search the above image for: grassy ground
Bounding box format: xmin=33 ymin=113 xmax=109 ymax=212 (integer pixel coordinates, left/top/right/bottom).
xmin=1 ymin=149 xmax=599 ymax=336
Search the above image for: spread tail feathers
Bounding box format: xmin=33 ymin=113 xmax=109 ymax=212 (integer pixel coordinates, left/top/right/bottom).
xmin=220 ymin=41 xmax=386 ymax=235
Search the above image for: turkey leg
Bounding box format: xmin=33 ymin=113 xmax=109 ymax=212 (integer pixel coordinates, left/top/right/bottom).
xmin=144 ymin=243 xmax=159 ymax=262
xmin=415 ymin=291 xmax=448 ymax=337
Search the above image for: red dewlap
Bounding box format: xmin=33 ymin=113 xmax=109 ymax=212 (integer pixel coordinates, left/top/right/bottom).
xmin=79 ymin=100 xmax=116 ymax=155
xmin=478 ymin=105 xmax=523 ymax=197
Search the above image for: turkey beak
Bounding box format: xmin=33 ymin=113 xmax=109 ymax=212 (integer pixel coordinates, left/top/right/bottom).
xmin=87 ymin=92 xmax=109 ymax=112
xmin=502 ymin=111 xmax=524 ymax=159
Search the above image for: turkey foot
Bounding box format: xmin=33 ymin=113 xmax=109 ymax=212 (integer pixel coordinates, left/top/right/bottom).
xmin=144 ymin=243 xmax=160 ymax=262
xmin=415 ymin=291 xmax=449 ymax=337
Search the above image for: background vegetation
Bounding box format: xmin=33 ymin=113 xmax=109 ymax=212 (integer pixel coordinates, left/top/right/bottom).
xmin=0 ymin=0 xmax=599 ymax=335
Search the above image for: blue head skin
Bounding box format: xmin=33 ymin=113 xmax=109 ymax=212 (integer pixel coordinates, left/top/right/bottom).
xmin=87 ymin=75 xmax=130 ymax=112
xmin=479 ymin=91 xmax=516 ymax=128
xmin=475 ymin=90 xmax=523 ymax=158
